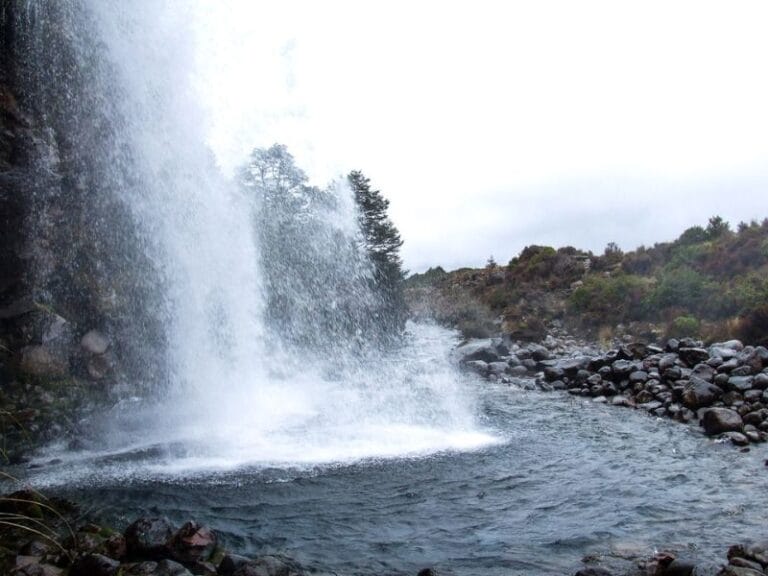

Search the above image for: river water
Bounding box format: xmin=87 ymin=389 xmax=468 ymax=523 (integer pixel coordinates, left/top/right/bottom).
xmin=20 ymin=344 xmax=768 ymax=576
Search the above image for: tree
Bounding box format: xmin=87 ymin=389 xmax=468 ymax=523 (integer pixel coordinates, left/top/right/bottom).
xmin=706 ymin=215 xmax=731 ymax=239
xmin=347 ymin=170 xmax=406 ymax=334
xmin=240 ymin=144 xmax=361 ymax=349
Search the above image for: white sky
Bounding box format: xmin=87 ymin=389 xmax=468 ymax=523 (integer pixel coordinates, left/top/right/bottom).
xmin=190 ymin=0 xmax=768 ymax=272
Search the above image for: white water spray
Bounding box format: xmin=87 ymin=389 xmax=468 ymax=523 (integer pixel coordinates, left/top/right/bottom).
xmin=32 ymin=0 xmax=496 ymax=476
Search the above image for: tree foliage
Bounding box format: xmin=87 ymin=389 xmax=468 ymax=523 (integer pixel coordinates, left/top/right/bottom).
xmin=347 ymin=170 xmax=406 ymax=335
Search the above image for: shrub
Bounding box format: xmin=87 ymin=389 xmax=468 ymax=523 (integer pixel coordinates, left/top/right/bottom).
xmin=568 ymin=273 xmax=651 ymax=326
xmin=667 ymin=315 xmax=701 ymax=339
xmin=645 ymin=266 xmax=715 ymax=316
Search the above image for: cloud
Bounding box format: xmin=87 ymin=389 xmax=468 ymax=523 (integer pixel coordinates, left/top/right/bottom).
xmin=188 ymin=0 xmax=768 ymax=271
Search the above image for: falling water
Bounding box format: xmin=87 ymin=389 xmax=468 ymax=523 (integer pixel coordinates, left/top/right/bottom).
xmin=8 ymin=0 xmax=494 ymax=475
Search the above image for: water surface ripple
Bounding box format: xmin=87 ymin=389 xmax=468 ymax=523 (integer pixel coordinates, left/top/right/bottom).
xmin=32 ymin=384 xmax=768 ymax=576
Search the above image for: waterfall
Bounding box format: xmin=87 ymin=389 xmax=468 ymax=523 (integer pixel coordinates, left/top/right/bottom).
xmin=8 ymin=0 xmax=494 ymax=477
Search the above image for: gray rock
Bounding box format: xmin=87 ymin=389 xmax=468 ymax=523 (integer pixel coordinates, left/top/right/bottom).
xmin=658 ymin=559 xmax=696 ymax=576
xmin=575 ymin=569 xmax=613 ymax=576
xmin=124 ymin=517 xmax=175 ymax=559
xmin=663 ymin=366 xmax=683 ymax=381
xmin=678 ymin=347 xmax=710 ymax=367
xmin=543 ymin=366 xmax=564 ymax=381
xmin=730 ymin=365 xmax=754 ymax=377
xmin=612 ymin=396 xmax=634 ymax=407
xmin=70 ymin=554 xmax=120 ymax=576
xmin=719 ymin=567 xmax=764 ymax=576
xmin=522 ymin=359 xmax=537 ymax=370
xmin=169 ymin=521 xmax=217 ymax=564
xmin=658 ymin=353 xmax=679 ymax=371
xmin=629 ymin=370 xmax=648 ymax=383
xmin=728 ymin=558 xmax=765 ymax=572
xmin=508 ymin=365 xmax=528 ymax=377
xmin=691 ymin=363 xmax=715 ymax=382
xmin=718 ymin=358 xmax=741 ymax=373
xmin=611 ymin=359 xmax=634 ymax=377
xmin=717 ymin=339 xmax=745 ymax=352
xmin=752 ymin=373 xmax=768 ymax=390
xmin=743 ymin=410 xmax=766 ymax=426
xmin=12 ymin=563 xmax=64 ymax=576
xmin=728 ymin=540 xmax=768 ymax=567
xmin=487 ymin=361 xmax=509 ymax=376
xmin=727 ymin=376 xmax=754 ymax=393
xmin=681 ymin=378 xmax=723 ymax=409
xmin=81 ymin=329 xmax=110 ymax=355
xmin=230 ymin=555 xmax=304 ymax=576
xmin=710 ymin=347 xmax=740 ymax=361
xmin=19 ymin=345 xmax=68 ymax=377
xmin=701 ymin=407 xmax=743 ymax=435
xmin=723 ymin=431 xmax=750 ymax=446
xmin=528 ymin=344 xmax=551 ymax=361
xmin=464 ymin=360 xmax=489 ymax=376
xmin=640 ymin=401 xmax=663 ymax=412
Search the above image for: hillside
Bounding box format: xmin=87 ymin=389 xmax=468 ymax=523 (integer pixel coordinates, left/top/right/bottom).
xmin=406 ymin=216 xmax=768 ymax=345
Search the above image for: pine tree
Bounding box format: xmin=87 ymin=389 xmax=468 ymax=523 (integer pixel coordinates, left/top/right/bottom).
xmin=347 ymin=170 xmax=406 ymax=334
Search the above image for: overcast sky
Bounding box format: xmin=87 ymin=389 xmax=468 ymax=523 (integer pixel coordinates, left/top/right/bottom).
xmin=190 ymin=0 xmax=768 ymax=272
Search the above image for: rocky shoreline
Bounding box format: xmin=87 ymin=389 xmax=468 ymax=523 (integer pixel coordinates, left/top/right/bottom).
xmin=457 ymin=333 xmax=768 ymax=448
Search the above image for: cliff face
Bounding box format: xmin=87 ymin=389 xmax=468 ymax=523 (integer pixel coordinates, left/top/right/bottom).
xmin=0 ymin=1 xmax=168 ymax=455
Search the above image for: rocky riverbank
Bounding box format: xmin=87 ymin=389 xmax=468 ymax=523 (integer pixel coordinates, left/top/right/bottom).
xmin=456 ymin=334 xmax=768 ymax=448
xmin=0 ymin=488 xmax=308 ymax=576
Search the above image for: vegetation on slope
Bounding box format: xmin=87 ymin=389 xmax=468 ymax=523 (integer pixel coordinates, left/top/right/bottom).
xmin=407 ymin=216 xmax=768 ymax=345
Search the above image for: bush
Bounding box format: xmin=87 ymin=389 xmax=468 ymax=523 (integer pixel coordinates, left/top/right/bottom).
xmin=645 ymin=266 xmax=715 ymax=316
xmin=568 ymin=274 xmax=651 ymax=326
xmin=667 ymin=315 xmax=701 ymax=339
xmin=735 ymin=304 xmax=768 ymax=346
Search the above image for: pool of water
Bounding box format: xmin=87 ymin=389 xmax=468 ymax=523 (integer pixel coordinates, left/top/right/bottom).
xmin=17 ymin=382 xmax=768 ymax=576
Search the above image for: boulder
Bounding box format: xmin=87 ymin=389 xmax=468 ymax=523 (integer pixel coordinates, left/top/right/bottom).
xmin=168 ymin=521 xmax=217 ymax=564
xmin=124 ymin=517 xmax=175 ymax=559
xmin=723 ymin=432 xmax=750 ymax=446
xmin=727 ymin=376 xmax=754 ymax=393
xmin=69 ymin=554 xmax=120 ymax=576
xmin=81 ymin=329 xmax=110 ymax=355
xmin=227 ymin=555 xmax=303 ymax=576
xmin=486 ymin=361 xmax=508 ymax=376
xmin=464 ymin=360 xmax=489 ymax=376
xmin=219 ymin=555 xmax=255 ymax=576
xmin=666 ymin=338 xmax=680 ymax=352
xmin=701 ymin=408 xmax=743 ymax=436
xmin=728 ymin=540 xmax=768 ymax=567
xmin=691 ymin=363 xmax=715 ymax=382
xmin=611 ymin=359 xmax=634 ymax=378
xmin=12 ymin=564 xmax=65 ymax=576
xmin=18 ymin=345 xmax=68 ymax=377
xmin=574 ymin=569 xmax=613 ymax=576
xmin=681 ymin=378 xmax=723 ymax=410
xmin=752 ymin=373 xmax=768 ymax=390
xmin=678 ymin=347 xmax=710 ymax=367
xmin=527 ymin=343 xmax=551 ymax=361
